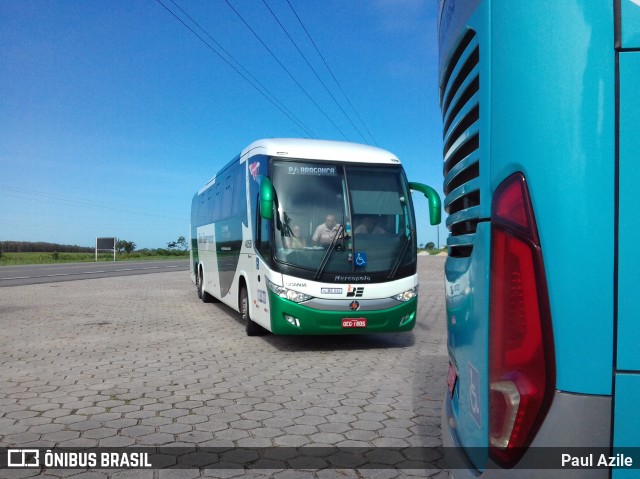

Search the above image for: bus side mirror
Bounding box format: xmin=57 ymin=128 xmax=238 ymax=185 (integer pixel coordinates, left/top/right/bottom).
xmin=409 ymin=182 xmax=442 ymax=225
xmin=260 ymin=176 xmax=274 ymax=220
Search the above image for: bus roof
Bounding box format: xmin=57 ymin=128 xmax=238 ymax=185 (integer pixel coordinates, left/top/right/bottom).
xmin=241 ymin=138 xmax=401 ymax=165
xmin=197 ymin=139 xmax=401 ymax=195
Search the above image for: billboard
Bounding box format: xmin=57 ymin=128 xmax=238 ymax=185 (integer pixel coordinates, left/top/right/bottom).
xmin=95 ymin=237 xmax=116 ymax=261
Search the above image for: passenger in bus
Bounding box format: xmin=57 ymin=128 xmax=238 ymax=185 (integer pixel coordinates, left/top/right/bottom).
xmin=312 ymin=214 xmax=341 ymax=246
xmin=284 ymin=225 xmax=306 ymax=249
xmin=354 ymin=215 xmax=386 ymax=234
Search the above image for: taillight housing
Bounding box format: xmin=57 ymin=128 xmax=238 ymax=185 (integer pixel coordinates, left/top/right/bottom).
xmin=489 ymin=173 xmax=555 ymax=468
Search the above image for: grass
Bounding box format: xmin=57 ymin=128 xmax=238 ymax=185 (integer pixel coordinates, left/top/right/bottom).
xmin=2 ymin=247 xmax=444 ymax=266
xmin=0 ymin=250 xmax=189 ymax=266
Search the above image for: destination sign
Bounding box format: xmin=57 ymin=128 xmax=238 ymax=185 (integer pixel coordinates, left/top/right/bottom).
xmin=287 ymin=165 xmax=336 ymax=176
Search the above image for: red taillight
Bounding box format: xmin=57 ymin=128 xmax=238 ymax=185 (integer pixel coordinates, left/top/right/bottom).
xmin=489 ymin=173 xmax=555 ymax=468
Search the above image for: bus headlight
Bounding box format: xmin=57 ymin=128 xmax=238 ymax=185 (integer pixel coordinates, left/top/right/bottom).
xmin=267 ymin=278 xmax=314 ymax=303
xmin=394 ymin=286 xmax=417 ymax=302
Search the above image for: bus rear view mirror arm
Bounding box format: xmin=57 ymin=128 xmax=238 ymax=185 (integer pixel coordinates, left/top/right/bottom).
xmin=259 ymin=176 xmax=274 ymax=220
xmin=409 ymin=182 xmax=442 ymax=225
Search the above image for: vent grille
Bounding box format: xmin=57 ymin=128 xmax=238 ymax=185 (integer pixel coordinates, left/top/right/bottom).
xmin=441 ymin=29 xmax=480 ymax=258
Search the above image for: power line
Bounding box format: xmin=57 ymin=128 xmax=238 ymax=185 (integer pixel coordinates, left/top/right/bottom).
xmin=260 ymin=0 xmax=369 ymax=144
xmin=165 ymin=0 xmax=316 ymax=139
xmin=0 ymin=185 xmax=188 ymax=223
xmin=224 ymin=0 xmax=350 ymax=141
xmin=156 ymin=0 xmax=318 ymax=139
xmin=285 ymin=0 xmax=379 ymax=146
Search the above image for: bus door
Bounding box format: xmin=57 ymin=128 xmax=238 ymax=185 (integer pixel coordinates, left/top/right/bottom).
xmin=249 ymin=205 xmax=271 ymax=330
xmin=614 ymin=13 xmax=640 ymax=475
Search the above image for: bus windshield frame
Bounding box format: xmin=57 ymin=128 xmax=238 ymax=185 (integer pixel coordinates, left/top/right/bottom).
xmin=268 ymin=157 xmax=417 ymax=283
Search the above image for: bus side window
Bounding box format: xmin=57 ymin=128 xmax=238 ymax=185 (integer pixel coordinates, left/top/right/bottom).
xmin=213 ymin=183 xmax=222 ymax=222
xmin=222 ymin=175 xmax=233 ymax=218
xmin=232 ymin=166 xmax=245 ymax=217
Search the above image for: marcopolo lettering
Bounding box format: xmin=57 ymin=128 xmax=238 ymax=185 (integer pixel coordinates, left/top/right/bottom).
xmin=334 ymin=275 xmax=371 ymax=282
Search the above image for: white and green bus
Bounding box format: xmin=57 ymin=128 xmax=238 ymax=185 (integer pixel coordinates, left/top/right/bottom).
xmin=190 ymin=138 xmax=441 ymax=335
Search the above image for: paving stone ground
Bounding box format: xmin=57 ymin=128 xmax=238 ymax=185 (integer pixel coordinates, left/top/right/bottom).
xmin=0 ymin=256 xmax=449 ymax=479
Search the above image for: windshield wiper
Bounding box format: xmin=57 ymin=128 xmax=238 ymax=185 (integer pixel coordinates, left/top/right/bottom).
xmin=314 ymin=225 xmax=344 ymax=280
xmin=388 ymin=230 xmax=413 ymax=279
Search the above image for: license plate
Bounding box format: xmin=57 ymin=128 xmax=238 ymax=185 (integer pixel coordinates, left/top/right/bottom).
xmin=447 ymin=363 xmax=458 ymax=398
xmin=342 ymin=318 xmax=367 ymax=328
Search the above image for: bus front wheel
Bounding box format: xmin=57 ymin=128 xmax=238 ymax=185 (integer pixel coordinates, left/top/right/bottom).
xmin=240 ymin=286 xmax=262 ymax=336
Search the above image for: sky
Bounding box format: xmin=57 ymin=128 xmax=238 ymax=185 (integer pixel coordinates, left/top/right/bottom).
xmin=0 ymin=0 xmax=445 ymax=250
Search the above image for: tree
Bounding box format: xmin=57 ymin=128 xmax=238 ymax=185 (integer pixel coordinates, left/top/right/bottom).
xmin=426 ymin=242 xmax=435 ymax=250
xmin=168 ymin=236 xmax=188 ymax=251
xmin=116 ymin=239 xmax=136 ymax=254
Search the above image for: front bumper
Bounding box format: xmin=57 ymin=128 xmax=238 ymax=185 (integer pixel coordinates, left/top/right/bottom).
xmin=268 ymin=291 xmax=417 ymax=335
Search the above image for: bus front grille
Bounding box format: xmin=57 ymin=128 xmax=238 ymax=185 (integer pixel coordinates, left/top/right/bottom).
xmin=441 ymin=29 xmax=480 ymax=259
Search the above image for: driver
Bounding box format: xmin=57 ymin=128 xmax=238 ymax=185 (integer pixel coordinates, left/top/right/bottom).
xmin=312 ymin=214 xmax=341 ymax=246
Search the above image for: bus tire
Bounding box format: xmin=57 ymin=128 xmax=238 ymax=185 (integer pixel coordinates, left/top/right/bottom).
xmin=198 ymin=268 xmax=212 ymax=303
xmin=240 ymin=286 xmax=261 ymax=336
xmin=197 ymin=268 xmax=203 ymax=299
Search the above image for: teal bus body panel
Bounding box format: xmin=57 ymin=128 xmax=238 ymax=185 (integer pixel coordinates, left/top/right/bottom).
xmin=621 ymin=0 xmax=640 ymax=48
xmin=491 ymin=1 xmax=615 ymax=395
xmin=617 ymin=53 xmax=640 ymax=372
xmin=615 ymin=50 xmax=640 ymax=459
xmin=612 ymin=374 xmax=640 ymax=479
xmin=441 ymin=0 xmax=492 ymax=465
xmin=439 ymin=0 xmax=635 ymax=474
xmin=444 ymin=225 xmax=491 ymax=463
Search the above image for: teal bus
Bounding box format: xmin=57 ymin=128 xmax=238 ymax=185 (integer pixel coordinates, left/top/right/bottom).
xmin=190 ymin=138 xmax=441 ymax=336
xmin=439 ymin=1 xmax=640 ymax=477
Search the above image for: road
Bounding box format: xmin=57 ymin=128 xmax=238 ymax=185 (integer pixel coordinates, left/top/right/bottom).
xmin=0 ymin=255 xmax=448 ymax=478
xmin=0 ymin=259 xmax=189 ymax=287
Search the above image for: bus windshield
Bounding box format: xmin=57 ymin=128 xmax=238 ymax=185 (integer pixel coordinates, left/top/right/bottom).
xmin=270 ymin=159 xmax=415 ymax=280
